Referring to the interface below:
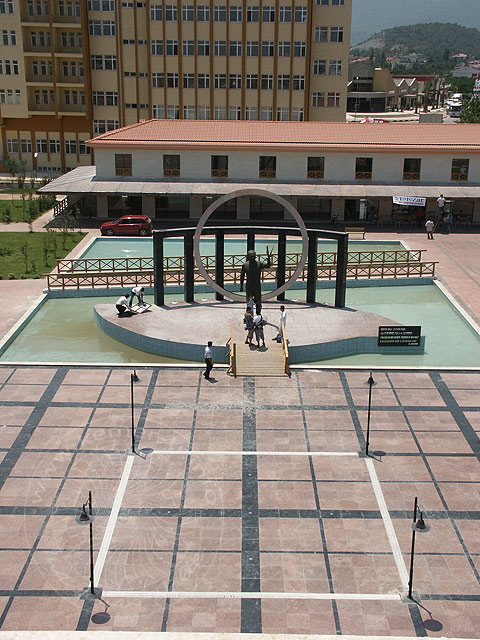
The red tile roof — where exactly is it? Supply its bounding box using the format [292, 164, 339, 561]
[87, 119, 480, 153]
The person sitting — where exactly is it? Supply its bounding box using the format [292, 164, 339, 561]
[130, 286, 144, 307]
[116, 293, 135, 317]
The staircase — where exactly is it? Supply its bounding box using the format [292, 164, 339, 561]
[233, 340, 288, 377]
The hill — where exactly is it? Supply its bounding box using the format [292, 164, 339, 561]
[352, 23, 480, 60]
[351, 0, 480, 45]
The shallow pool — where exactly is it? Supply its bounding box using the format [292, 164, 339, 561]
[81, 237, 406, 260]
[2, 283, 479, 367]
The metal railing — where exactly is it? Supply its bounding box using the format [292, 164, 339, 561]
[53, 197, 69, 217]
[55, 249, 425, 274]
[47, 271, 154, 290]
[281, 324, 289, 376]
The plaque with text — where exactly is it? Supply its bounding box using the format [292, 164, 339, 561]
[378, 326, 421, 347]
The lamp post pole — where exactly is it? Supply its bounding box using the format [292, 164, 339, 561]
[130, 373, 136, 454]
[365, 372, 375, 456]
[408, 496, 428, 600]
[88, 491, 95, 595]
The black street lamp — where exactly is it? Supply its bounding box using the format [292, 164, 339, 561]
[365, 372, 375, 456]
[408, 496, 430, 600]
[76, 491, 95, 596]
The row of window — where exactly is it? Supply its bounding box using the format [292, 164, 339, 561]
[32, 60, 84, 77]
[89, 20, 116, 36]
[0, 59, 19, 76]
[33, 88, 85, 105]
[354, 158, 471, 182]
[29, 31, 83, 49]
[152, 104, 306, 120]
[0, 0, 14, 14]
[149, 5, 309, 23]
[149, 39, 310, 57]
[152, 72, 307, 90]
[0, 89, 21, 105]
[113, 153, 471, 182]
[7, 137, 90, 155]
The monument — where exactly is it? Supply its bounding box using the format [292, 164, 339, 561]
[240, 248, 272, 313]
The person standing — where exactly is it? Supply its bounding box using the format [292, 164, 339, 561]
[244, 307, 255, 346]
[253, 312, 265, 348]
[425, 218, 435, 240]
[204, 341, 214, 379]
[437, 194, 446, 217]
[130, 286, 144, 306]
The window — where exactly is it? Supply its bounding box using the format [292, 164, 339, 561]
[168, 105, 179, 118]
[307, 157, 324, 179]
[278, 42, 291, 57]
[355, 157, 372, 180]
[214, 106, 226, 119]
[328, 59, 342, 75]
[182, 5, 194, 21]
[260, 107, 273, 121]
[102, 20, 116, 35]
[164, 154, 180, 177]
[10, 29, 16, 45]
[152, 72, 164, 88]
[197, 40, 210, 55]
[21, 139, 32, 153]
[49, 139, 60, 153]
[261, 74, 273, 90]
[332, 0, 344, 5]
[197, 5, 209, 20]
[230, 41, 242, 56]
[214, 40, 226, 56]
[150, 4, 162, 19]
[166, 40, 178, 55]
[279, 6, 291, 22]
[65, 140, 77, 154]
[229, 74, 241, 89]
[211, 155, 228, 177]
[315, 26, 328, 42]
[91, 54, 103, 69]
[291, 107, 304, 121]
[330, 26, 344, 42]
[198, 73, 210, 89]
[246, 107, 258, 120]
[277, 75, 290, 90]
[92, 90, 118, 105]
[276, 107, 288, 121]
[230, 5, 242, 21]
[7, 138, 18, 153]
[259, 156, 276, 178]
[182, 73, 194, 89]
[262, 41, 274, 56]
[165, 5, 177, 20]
[0, 1, 14, 14]
[293, 75, 305, 90]
[36, 139, 47, 153]
[312, 91, 325, 107]
[262, 6, 274, 21]
[294, 41, 306, 57]
[183, 105, 195, 119]
[152, 105, 165, 118]
[115, 154, 132, 177]
[246, 74, 258, 89]
[183, 40, 194, 55]
[214, 5, 226, 21]
[403, 158, 421, 180]
[198, 106, 210, 119]
[88, 0, 115, 8]
[246, 6, 259, 21]
[229, 106, 241, 119]
[327, 92, 340, 107]
[313, 59, 326, 75]
[79, 140, 91, 155]
[451, 159, 469, 181]
[214, 74, 226, 88]
[93, 119, 118, 134]
[167, 72, 179, 87]
[295, 6, 307, 21]
[151, 40, 163, 55]
[246, 41, 258, 56]
[89, 21, 102, 35]
[105, 55, 116, 69]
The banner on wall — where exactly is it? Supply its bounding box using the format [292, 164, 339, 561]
[392, 196, 426, 207]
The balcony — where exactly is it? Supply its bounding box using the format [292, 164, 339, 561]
[259, 169, 276, 178]
[403, 172, 421, 180]
[355, 171, 372, 180]
[57, 75, 85, 85]
[52, 15, 82, 24]
[20, 14, 50, 25]
[307, 170, 324, 179]
[116, 168, 132, 177]
[26, 74, 54, 84]
[28, 102, 56, 113]
[211, 169, 228, 177]
[58, 103, 86, 113]
[164, 168, 180, 177]
[451, 172, 468, 181]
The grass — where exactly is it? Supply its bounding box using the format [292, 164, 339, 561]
[0, 187, 38, 195]
[0, 231, 86, 279]
[0, 194, 57, 223]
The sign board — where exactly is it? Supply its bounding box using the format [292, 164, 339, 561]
[392, 196, 426, 207]
[378, 326, 421, 347]
[474, 78, 480, 93]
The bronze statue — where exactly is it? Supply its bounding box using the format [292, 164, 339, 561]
[240, 248, 271, 313]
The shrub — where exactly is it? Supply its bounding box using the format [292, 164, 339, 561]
[8, 273, 15, 279]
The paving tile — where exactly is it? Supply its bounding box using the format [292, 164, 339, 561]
[439, 482, 480, 511]
[0, 367, 14, 383]
[1, 596, 84, 631]
[328, 553, 402, 594]
[256, 409, 305, 430]
[0, 384, 47, 402]
[256, 429, 307, 452]
[37, 515, 108, 550]
[258, 480, 317, 510]
[52, 385, 103, 403]
[447, 388, 480, 407]
[379, 480, 445, 512]
[63, 369, 109, 386]
[100, 384, 148, 405]
[0, 514, 45, 549]
[191, 428, 243, 451]
[317, 480, 379, 510]
[427, 456, 480, 482]
[308, 429, 360, 452]
[261, 551, 329, 592]
[301, 387, 347, 406]
[464, 411, 480, 432]
[8, 368, 56, 385]
[324, 518, 394, 553]
[406, 410, 460, 431]
[451, 520, 480, 555]
[370, 455, 431, 482]
[343, 371, 391, 389]
[197, 386, 244, 405]
[195, 409, 243, 429]
[172, 551, 241, 591]
[67, 453, 126, 479]
[441, 372, 480, 389]
[0, 405, 34, 426]
[356, 409, 410, 431]
[261, 598, 336, 634]
[304, 409, 355, 431]
[89, 407, 133, 428]
[402, 553, 480, 595]
[255, 386, 301, 406]
[27, 427, 83, 450]
[155, 369, 200, 387]
[388, 372, 436, 389]
[166, 598, 241, 633]
[415, 599, 480, 639]
[11, 451, 73, 478]
[130, 453, 188, 479]
[257, 454, 312, 480]
[259, 518, 323, 552]
[183, 480, 242, 510]
[297, 370, 343, 388]
[56, 478, 119, 509]
[0, 550, 31, 589]
[393, 518, 467, 555]
[100, 550, 173, 590]
[107, 369, 153, 386]
[144, 407, 194, 429]
[336, 599, 417, 636]
[312, 456, 370, 481]
[80, 427, 131, 451]
[188, 453, 242, 480]
[178, 517, 242, 551]
[349, 387, 399, 407]
[151, 386, 198, 405]
[39, 406, 93, 427]
[0, 425, 21, 448]
[416, 431, 474, 454]
[121, 479, 184, 509]
[140, 427, 192, 451]
[109, 515, 177, 550]
[88, 597, 167, 632]
[0, 477, 62, 507]
[19, 550, 91, 590]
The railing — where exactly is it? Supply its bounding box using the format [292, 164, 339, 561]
[47, 261, 437, 289]
[403, 172, 421, 180]
[53, 197, 69, 217]
[281, 324, 289, 376]
[451, 172, 468, 181]
[55, 250, 426, 274]
[227, 322, 236, 377]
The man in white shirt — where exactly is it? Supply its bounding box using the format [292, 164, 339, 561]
[116, 292, 135, 316]
[437, 194, 445, 216]
[425, 218, 435, 240]
[130, 286, 144, 307]
[204, 341, 214, 379]
[253, 313, 265, 348]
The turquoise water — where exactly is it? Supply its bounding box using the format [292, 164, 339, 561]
[2, 284, 480, 366]
[81, 237, 405, 260]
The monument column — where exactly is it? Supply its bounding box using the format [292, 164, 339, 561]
[306, 231, 318, 304]
[215, 230, 225, 301]
[184, 230, 194, 303]
[153, 231, 165, 306]
[276, 231, 286, 301]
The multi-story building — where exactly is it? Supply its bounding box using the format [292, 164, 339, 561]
[0, 0, 351, 174]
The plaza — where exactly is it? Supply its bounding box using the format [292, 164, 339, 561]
[0, 230, 479, 639]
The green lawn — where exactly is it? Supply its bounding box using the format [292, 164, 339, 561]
[0, 231, 86, 279]
[0, 194, 57, 223]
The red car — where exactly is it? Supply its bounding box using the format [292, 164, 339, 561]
[100, 215, 153, 236]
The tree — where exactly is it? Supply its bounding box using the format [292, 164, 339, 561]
[460, 94, 480, 122]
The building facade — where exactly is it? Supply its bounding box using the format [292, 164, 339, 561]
[40, 119, 480, 225]
[0, 0, 351, 175]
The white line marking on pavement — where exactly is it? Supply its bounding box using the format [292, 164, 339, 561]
[94, 455, 134, 582]
[365, 457, 409, 590]
[102, 590, 402, 601]
[149, 450, 358, 456]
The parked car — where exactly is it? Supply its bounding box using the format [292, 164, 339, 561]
[100, 215, 153, 236]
